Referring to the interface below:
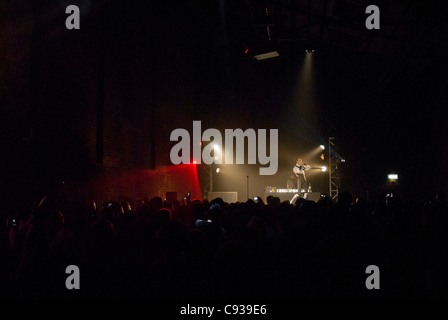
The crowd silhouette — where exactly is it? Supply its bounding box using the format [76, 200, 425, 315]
[1, 190, 448, 300]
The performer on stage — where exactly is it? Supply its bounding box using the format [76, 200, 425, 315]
[293, 158, 310, 193]
[286, 174, 296, 190]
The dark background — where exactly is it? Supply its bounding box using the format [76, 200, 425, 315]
[1, 0, 448, 214]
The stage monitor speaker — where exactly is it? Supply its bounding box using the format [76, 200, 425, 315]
[165, 192, 178, 203]
[307, 192, 322, 202]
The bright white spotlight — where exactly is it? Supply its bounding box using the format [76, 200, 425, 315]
[213, 144, 219, 151]
[388, 174, 398, 180]
[216, 168, 220, 173]
[320, 145, 325, 150]
[321, 166, 327, 172]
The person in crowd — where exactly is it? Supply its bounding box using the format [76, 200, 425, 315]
[2, 189, 446, 300]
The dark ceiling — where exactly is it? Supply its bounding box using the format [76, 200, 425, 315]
[189, 0, 448, 89]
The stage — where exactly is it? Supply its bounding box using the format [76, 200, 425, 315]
[264, 189, 322, 203]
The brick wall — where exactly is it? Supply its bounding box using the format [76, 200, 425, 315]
[0, 2, 199, 217]
[68, 164, 202, 208]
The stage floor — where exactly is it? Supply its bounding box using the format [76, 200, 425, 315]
[264, 191, 322, 203]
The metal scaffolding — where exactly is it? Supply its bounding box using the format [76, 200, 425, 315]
[328, 137, 339, 199]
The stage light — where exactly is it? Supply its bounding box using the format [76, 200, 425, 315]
[388, 174, 398, 180]
[320, 145, 325, 150]
[216, 168, 220, 173]
[193, 160, 197, 165]
[213, 144, 219, 151]
[243, 44, 250, 55]
[306, 49, 315, 53]
[321, 166, 327, 172]
[253, 51, 280, 61]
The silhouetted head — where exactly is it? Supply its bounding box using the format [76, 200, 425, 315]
[210, 197, 224, 207]
[295, 198, 306, 208]
[163, 201, 173, 210]
[270, 197, 281, 208]
[121, 201, 131, 212]
[82, 200, 96, 213]
[148, 197, 163, 213]
[337, 191, 353, 208]
[302, 200, 318, 214]
[246, 198, 255, 206]
[209, 203, 226, 226]
[155, 208, 172, 229]
[136, 199, 144, 210]
[110, 202, 124, 218]
[192, 201, 206, 221]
